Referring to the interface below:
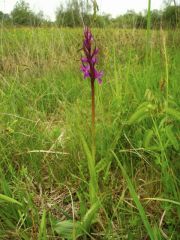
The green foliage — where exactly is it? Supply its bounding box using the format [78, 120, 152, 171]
[0, 193, 22, 206]
[0, 11, 12, 25]
[113, 152, 155, 240]
[111, 4, 180, 29]
[38, 210, 47, 240]
[163, 5, 180, 28]
[54, 220, 83, 239]
[55, 0, 110, 27]
[1, 0, 180, 29]
[55, 0, 83, 27]
[11, 0, 45, 26]
[127, 102, 153, 124]
[54, 202, 100, 239]
[0, 27, 179, 238]
[112, 11, 147, 29]
[80, 132, 98, 205]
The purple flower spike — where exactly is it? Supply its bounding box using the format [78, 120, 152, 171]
[81, 27, 103, 84]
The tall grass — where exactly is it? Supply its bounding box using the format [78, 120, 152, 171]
[0, 26, 179, 239]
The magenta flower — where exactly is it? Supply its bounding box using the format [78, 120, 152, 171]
[81, 65, 90, 78]
[81, 27, 103, 84]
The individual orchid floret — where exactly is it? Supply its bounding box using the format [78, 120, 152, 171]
[81, 65, 90, 78]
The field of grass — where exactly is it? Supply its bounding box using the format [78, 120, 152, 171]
[0, 27, 180, 239]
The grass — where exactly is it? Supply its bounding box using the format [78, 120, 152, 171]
[0, 26, 180, 239]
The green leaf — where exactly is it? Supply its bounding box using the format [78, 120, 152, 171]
[54, 220, 83, 240]
[79, 133, 94, 170]
[112, 151, 155, 240]
[0, 194, 22, 206]
[127, 103, 154, 124]
[143, 197, 180, 207]
[143, 129, 154, 148]
[79, 132, 98, 205]
[95, 158, 107, 173]
[166, 107, 180, 121]
[38, 209, 47, 240]
[82, 202, 100, 231]
[128, 107, 148, 124]
[166, 126, 179, 150]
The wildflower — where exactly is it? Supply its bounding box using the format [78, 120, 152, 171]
[80, 27, 101, 208]
[81, 27, 103, 84]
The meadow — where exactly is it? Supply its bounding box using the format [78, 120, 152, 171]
[0, 27, 180, 239]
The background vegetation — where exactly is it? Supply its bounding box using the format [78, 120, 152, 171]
[0, 0, 180, 239]
[0, 0, 180, 28]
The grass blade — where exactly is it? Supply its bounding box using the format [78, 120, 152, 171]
[112, 151, 155, 240]
[0, 194, 22, 206]
[79, 132, 98, 205]
[38, 209, 47, 240]
[82, 202, 100, 231]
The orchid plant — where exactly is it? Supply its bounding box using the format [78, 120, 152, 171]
[54, 27, 103, 239]
[81, 27, 103, 205]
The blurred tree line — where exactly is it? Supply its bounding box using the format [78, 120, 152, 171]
[0, 0, 52, 27]
[0, 0, 179, 29]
